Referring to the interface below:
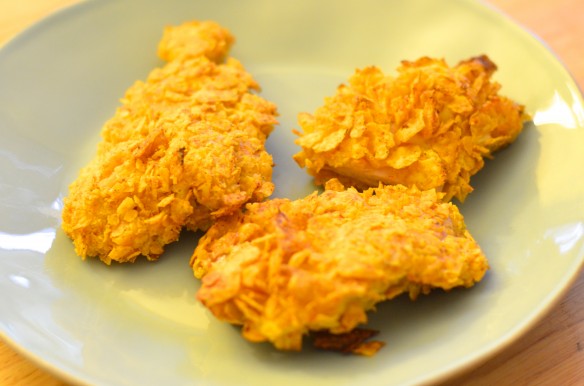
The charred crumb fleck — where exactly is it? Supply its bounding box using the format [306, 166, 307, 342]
[178, 147, 186, 165]
[312, 328, 384, 356]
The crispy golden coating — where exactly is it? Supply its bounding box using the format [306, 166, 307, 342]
[157, 20, 234, 63]
[294, 55, 529, 202]
[61, 21, 277, 264]
[191, 180, 488, 351]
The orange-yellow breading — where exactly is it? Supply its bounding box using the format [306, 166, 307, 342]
[191, 180, 488, 351]
[61, 21, 278, 264]
[294, 55, 529, 202]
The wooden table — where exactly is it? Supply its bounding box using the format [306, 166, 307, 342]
[0, 1, 582, 385]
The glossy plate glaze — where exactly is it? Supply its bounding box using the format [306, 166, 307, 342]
[1, 0, 583, 385]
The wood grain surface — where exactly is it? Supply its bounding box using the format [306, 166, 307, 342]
[0, 0, 582, 385]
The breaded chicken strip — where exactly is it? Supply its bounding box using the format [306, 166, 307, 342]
[191, 180, 487, 351]
[61, 21, 277, 264]
[294, 56, 529, 202]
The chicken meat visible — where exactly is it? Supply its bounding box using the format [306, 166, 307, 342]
[294, 55, 529, 202]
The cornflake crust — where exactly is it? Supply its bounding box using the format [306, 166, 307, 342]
[294, 55, 530, 202]
[61, 21, 278, 264]
[191, 179, 488, 352]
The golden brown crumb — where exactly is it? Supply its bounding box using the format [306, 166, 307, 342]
[61, 21, 277, 264]
[351, 340, 386, 357]
[294, 55, 529, 202]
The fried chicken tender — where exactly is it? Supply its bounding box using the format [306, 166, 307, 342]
[294, 55, 529, 202]
[61, 21, 278, 264]
[191, 180, 487, 351]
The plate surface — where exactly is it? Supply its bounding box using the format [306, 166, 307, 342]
[1, 0, 584, 385]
